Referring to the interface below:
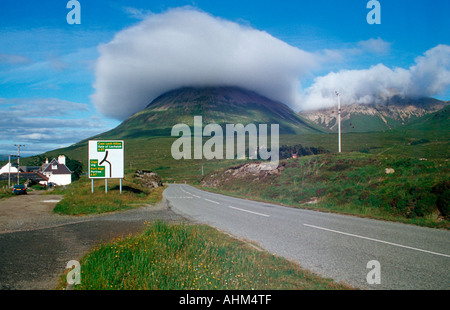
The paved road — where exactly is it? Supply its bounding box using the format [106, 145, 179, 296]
[164, 184, 450, 290]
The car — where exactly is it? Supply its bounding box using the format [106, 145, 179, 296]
[12, 184, 27, 195]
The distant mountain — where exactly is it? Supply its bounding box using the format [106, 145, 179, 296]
[399, 103, 450, 134]
[98, 86, 325, 139]
[299, 96, 449, 133]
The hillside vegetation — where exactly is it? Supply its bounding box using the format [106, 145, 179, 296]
[201, 152, 449, 228]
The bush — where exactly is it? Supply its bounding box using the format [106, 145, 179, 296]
[432, 180, 450, 219]
[406, 186, 436, 218]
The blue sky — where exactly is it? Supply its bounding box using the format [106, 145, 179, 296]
[0, 0, 449, 156]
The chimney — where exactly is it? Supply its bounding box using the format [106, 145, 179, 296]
[58, 155, 66, 165]
[45, 158, 48, 164]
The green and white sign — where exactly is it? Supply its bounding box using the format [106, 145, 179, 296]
[88, 140, 124, 179]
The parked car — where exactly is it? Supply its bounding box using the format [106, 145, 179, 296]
[12, 184, 27, 195]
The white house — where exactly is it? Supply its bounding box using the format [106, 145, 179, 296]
[0, 162, 18, 175]
[41, 155, 72, 186]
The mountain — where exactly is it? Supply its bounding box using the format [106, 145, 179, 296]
[399, 103, 450, 135]
[299, 96, 449, 133]
[99, 86, 325, 139]
[23, 90, 449, 182]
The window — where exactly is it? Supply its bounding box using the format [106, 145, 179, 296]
[52, 165, 57, 170]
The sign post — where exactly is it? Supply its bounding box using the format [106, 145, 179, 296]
[88, 140, 124, 193]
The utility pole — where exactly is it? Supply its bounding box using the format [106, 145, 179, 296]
[15, 144, 25, 185]
[335, 92, 341, 153]
[8, 155, 11, 188]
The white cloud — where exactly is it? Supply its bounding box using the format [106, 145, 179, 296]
[90, 8, 449, 117]
[122, 6, 153, 20]
[357, 37, 391, 55]
[0, 53, 30, 65]
[0, 98, 111, 155]
[91, 7, 320, 120]
[300, 44, 450, 110]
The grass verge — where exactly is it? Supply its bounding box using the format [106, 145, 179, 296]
[0, 181, 14, 199]
[53, 176, 164, 216]
[59, 221, 353, 290]
[0, 188, 14, 199]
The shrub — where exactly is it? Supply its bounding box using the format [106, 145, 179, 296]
[432, 180, 450, 219]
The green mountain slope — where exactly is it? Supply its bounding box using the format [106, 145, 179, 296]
[22, 87, 326, 182]
[100, 86, 325, 139]
[400, 104, 450, 133]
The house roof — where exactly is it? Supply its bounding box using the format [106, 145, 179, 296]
[42, 158, 72, 175]
[0, 172, 48, 182]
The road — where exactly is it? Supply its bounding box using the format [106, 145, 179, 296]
[164, 184, 450, 290]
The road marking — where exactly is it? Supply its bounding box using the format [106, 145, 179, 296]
[42, 199, 62, 203]
[204, 198, 220, 204]
[166, 196, 193, 199]
[192, 194, 201, 198]
[304, 224, 450, 258]
[228, 205, 270, 217]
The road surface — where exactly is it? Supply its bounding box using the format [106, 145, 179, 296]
[164, 184, 450, 290]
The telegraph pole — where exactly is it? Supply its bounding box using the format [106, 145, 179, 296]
[15, 144, 25, 185]
[8, 155, 11, 187]
[335, 92, 341, 153]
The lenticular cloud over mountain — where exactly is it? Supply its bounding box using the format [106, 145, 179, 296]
[91, 7, 319, 120]
[91, 7, 450, 119]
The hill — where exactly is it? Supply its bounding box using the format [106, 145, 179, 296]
[99, 86, 325, 139]
[21, 87, 327, 182]
[21, 96, 449, 179]
[299, 96, 448, 133]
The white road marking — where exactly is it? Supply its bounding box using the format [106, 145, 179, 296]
[166, 196, 193, 199]
[203, 198, 220, 205]
[304, 224, 450, 258]
[183, 190, 203, 199]
[177, 186, 270, 217]
[228, 205, 270, 217]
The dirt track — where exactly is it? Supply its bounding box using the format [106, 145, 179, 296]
[0, 190, 185, 290]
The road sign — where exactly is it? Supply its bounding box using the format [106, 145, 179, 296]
[88, 140, 124, 179]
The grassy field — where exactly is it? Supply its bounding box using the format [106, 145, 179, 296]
[52, 175, 164, 216]
[59, 221, 353, 290]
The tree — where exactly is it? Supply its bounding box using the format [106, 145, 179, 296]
[65, 156, 83, 181]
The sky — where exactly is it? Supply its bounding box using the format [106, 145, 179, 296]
[0, 0, 449, 156]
